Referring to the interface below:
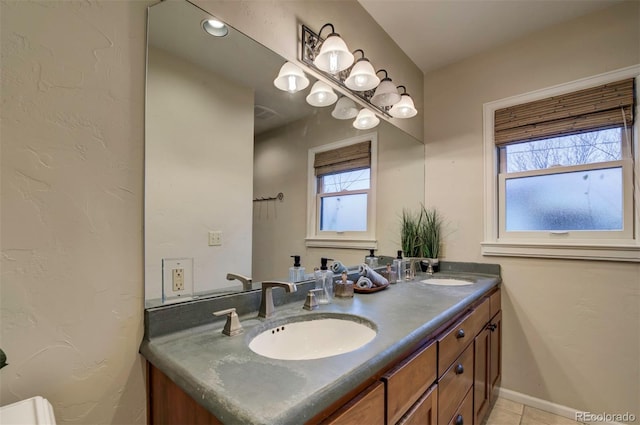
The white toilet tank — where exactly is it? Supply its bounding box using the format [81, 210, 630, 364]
[0, 396, 56, 424]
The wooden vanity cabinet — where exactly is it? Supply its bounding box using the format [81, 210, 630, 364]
[322, 381, 385, 425]
[474, 291, 502, 425]
[146, 287, 502, 425]
[382, 341, 437, 424]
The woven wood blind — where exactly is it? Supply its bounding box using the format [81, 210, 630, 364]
[494, 78, 635, 146]
[314, 141, 371, 177]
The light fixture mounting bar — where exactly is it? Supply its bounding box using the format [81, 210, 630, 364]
[301, 24, 391, 118]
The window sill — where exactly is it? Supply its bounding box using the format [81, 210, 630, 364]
[481, 241, 640, 262]
[305, 237, 377, 250]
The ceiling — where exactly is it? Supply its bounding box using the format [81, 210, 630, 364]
[358, 0, 623, 73]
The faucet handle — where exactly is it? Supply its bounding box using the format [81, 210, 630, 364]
[213, 308, 243, 336]
[303, 289, 322, 311]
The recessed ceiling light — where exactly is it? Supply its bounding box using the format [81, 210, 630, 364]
[202, 19, 228, 37]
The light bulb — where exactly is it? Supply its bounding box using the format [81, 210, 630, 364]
[287, 75, 297, 93]
[329, 52, 339, 74]
[355, 75, 368, 87]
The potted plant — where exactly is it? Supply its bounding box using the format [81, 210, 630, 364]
[419, 206, 442, 272]
[400, 205, 443, 272]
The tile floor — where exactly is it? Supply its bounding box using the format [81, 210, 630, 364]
[486, 398, 586, 425]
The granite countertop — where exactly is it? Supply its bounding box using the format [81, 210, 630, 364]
[140, 267, 500, 424]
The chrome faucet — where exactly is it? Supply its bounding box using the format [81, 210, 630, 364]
[259, 281, 297, 318]
[226, 273, 252, 290]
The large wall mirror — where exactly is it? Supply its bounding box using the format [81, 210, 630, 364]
[145, 0, 425, 308]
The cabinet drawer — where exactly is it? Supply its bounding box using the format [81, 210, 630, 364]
[490, 288, 501, 319]
[323, 381, 384, 425]
[447, 387, 473, 425]
[397, 384, 437, 425]
[438, 297, 489, 377]
[438, 343, 474, 425]
[382, 342, 437, 425]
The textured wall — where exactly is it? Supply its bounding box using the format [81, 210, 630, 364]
[423, 1, 640, 417]
[1, 1, 150, 423]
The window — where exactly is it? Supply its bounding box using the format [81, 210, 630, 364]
[482, 68, 640, 261]
[306, 134, 377, 248]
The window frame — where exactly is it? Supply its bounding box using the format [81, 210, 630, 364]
[482, 66, 640, 262]
[306, 133, 378, 249]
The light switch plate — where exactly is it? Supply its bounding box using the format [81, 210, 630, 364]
[208, 230, 222, 246]
[162, 258, 193, 303]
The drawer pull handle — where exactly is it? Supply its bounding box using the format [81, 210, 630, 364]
[455, 414, 464, 425]
[488, 324, 497, 332]
[456, 329, 465, 338]
[455, 364, 464, 375]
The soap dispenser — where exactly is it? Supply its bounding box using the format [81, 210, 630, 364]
[392, 250, 404, 284]
[314, 257, 334, 304]
[288, 255, 306, 283]
[365, 249, 379, 268]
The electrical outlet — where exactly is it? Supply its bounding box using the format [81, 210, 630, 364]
[208, 231, 222, 246]
[162, 258, 193, 302]
[172, 268, 185, 291]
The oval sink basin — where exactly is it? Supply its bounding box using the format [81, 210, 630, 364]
[420, 278, 474, 286]
[248, 315, 376, 360]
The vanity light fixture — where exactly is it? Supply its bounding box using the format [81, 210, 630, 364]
[353, 108, 380, 130]
[389, 86, 418, 118]
[331, 96, 359, 119]
[344, 49, 380, 92]
[273, 62, 309, 93]
[371, 70, 401, 107]
[306, 81, 338, 107]
[300, 24, 418, 120]
[313, 24, 354, 74]
[201, 18, 228, 37]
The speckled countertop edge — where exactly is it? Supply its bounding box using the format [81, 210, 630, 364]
[141, 269, 501, 425]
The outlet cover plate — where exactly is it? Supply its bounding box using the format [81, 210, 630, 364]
[162, 258, 193, 303]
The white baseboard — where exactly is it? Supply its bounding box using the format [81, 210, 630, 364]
[498, 388, 630, 425]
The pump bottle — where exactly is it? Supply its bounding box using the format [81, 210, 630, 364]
[392, 250, 404, 284]
[314, 257, 334, 304]
[288, 255, 305, 283]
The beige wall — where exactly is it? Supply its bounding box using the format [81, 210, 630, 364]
[191, 0, 424, 142]
[253, 110, 424, 280]
[145, 47, 254, 303]
[424, 1, 640, 417]
[1, 0, 150, 423]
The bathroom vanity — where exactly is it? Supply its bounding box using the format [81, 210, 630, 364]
[141, 264, 502, 424]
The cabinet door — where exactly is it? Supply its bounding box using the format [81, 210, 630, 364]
[397, 384, 437, 425]
[489, 311, 502, 397]
[323, 381, 385, 425]
[382, 342, 437, 425]
[474, 327, 491, 425]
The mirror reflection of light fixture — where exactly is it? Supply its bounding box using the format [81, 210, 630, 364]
[344, 49, 380, 91]
[389, 85, 418, 118]
[371, 70, 401, 107]
[313, 24, 354, 74]
[353, 108, 380, 130]
[201, 18, 228, 37]
[273, 62, 309, 93]
[306, 81, 338, 107]
[331, 96, 359, 119]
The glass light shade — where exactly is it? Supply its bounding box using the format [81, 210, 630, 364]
[389, 94, 418, 118]
[313, 34, 354, 74]
[371, 79, 401, 107]
[273, 62, 309, 93]
[353, 109, 380, 130]
[344, 59, 380, 91]
[306, 81, 338, 107]
[331, 97, 358, 119]
[202, 19, 228, 37]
